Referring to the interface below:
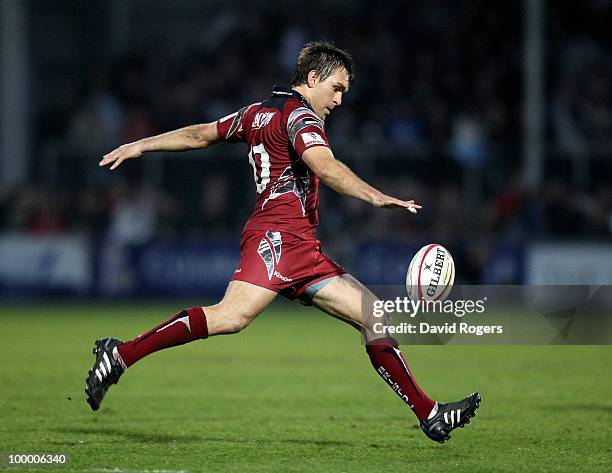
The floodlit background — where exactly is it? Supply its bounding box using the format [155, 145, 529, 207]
[1, 0, 611, 296]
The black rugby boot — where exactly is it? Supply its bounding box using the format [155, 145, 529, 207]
[85, 338, 125, 411]
[420, 392, 481, 443]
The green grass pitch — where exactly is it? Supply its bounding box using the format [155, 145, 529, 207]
[1, 302, 611, 472]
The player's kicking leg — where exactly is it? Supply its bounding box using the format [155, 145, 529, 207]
[85, 281, 277, 410]
[309, 274, 481, 443]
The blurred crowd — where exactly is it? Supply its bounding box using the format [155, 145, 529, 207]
[1, 1, 611, 281]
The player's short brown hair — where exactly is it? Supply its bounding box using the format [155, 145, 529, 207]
[291, 41, 355, 87]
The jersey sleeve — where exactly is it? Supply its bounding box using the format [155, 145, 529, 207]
[286, 107, 330, 157]
[216, 103, 258, 143]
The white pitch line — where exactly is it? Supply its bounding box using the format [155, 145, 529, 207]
[87, 468, 187, 473]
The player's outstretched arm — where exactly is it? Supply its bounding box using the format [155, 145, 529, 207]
[99, 122, 221, 170]
[302, 146, 422, 213]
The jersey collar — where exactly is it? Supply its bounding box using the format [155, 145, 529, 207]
[272, 86, 314, 112]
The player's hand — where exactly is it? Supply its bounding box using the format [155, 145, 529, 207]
[372, 194, 422, 213]
[99, 142, 143, 170]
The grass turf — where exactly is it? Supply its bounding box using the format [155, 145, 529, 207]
[0, 302, 611, 472]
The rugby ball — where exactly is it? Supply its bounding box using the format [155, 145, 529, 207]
[406, 244, 455, 302]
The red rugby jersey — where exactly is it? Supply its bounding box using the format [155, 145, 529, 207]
[216, 86, 331, 239]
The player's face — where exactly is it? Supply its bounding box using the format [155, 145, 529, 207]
[310, 67, 350, 120]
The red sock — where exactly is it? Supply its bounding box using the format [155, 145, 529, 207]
[116, 307, 208, 368]
[366, 337, 435, 421]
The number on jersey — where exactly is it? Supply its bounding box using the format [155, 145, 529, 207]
[248, 143, 271, 194]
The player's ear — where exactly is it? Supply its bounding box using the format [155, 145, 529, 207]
[307, 70, 319, 88]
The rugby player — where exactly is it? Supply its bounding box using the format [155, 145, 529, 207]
[87, 41, 480, 443]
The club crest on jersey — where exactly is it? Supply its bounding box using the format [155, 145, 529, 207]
[301, 132, 326, 146]
[257, 231, 284, 280]
[252, 112, 276, 130]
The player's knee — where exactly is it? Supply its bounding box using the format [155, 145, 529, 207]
[223, 317, 243, 334]
[202, 304, 252, 335]
[223, 312, 254, 334]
